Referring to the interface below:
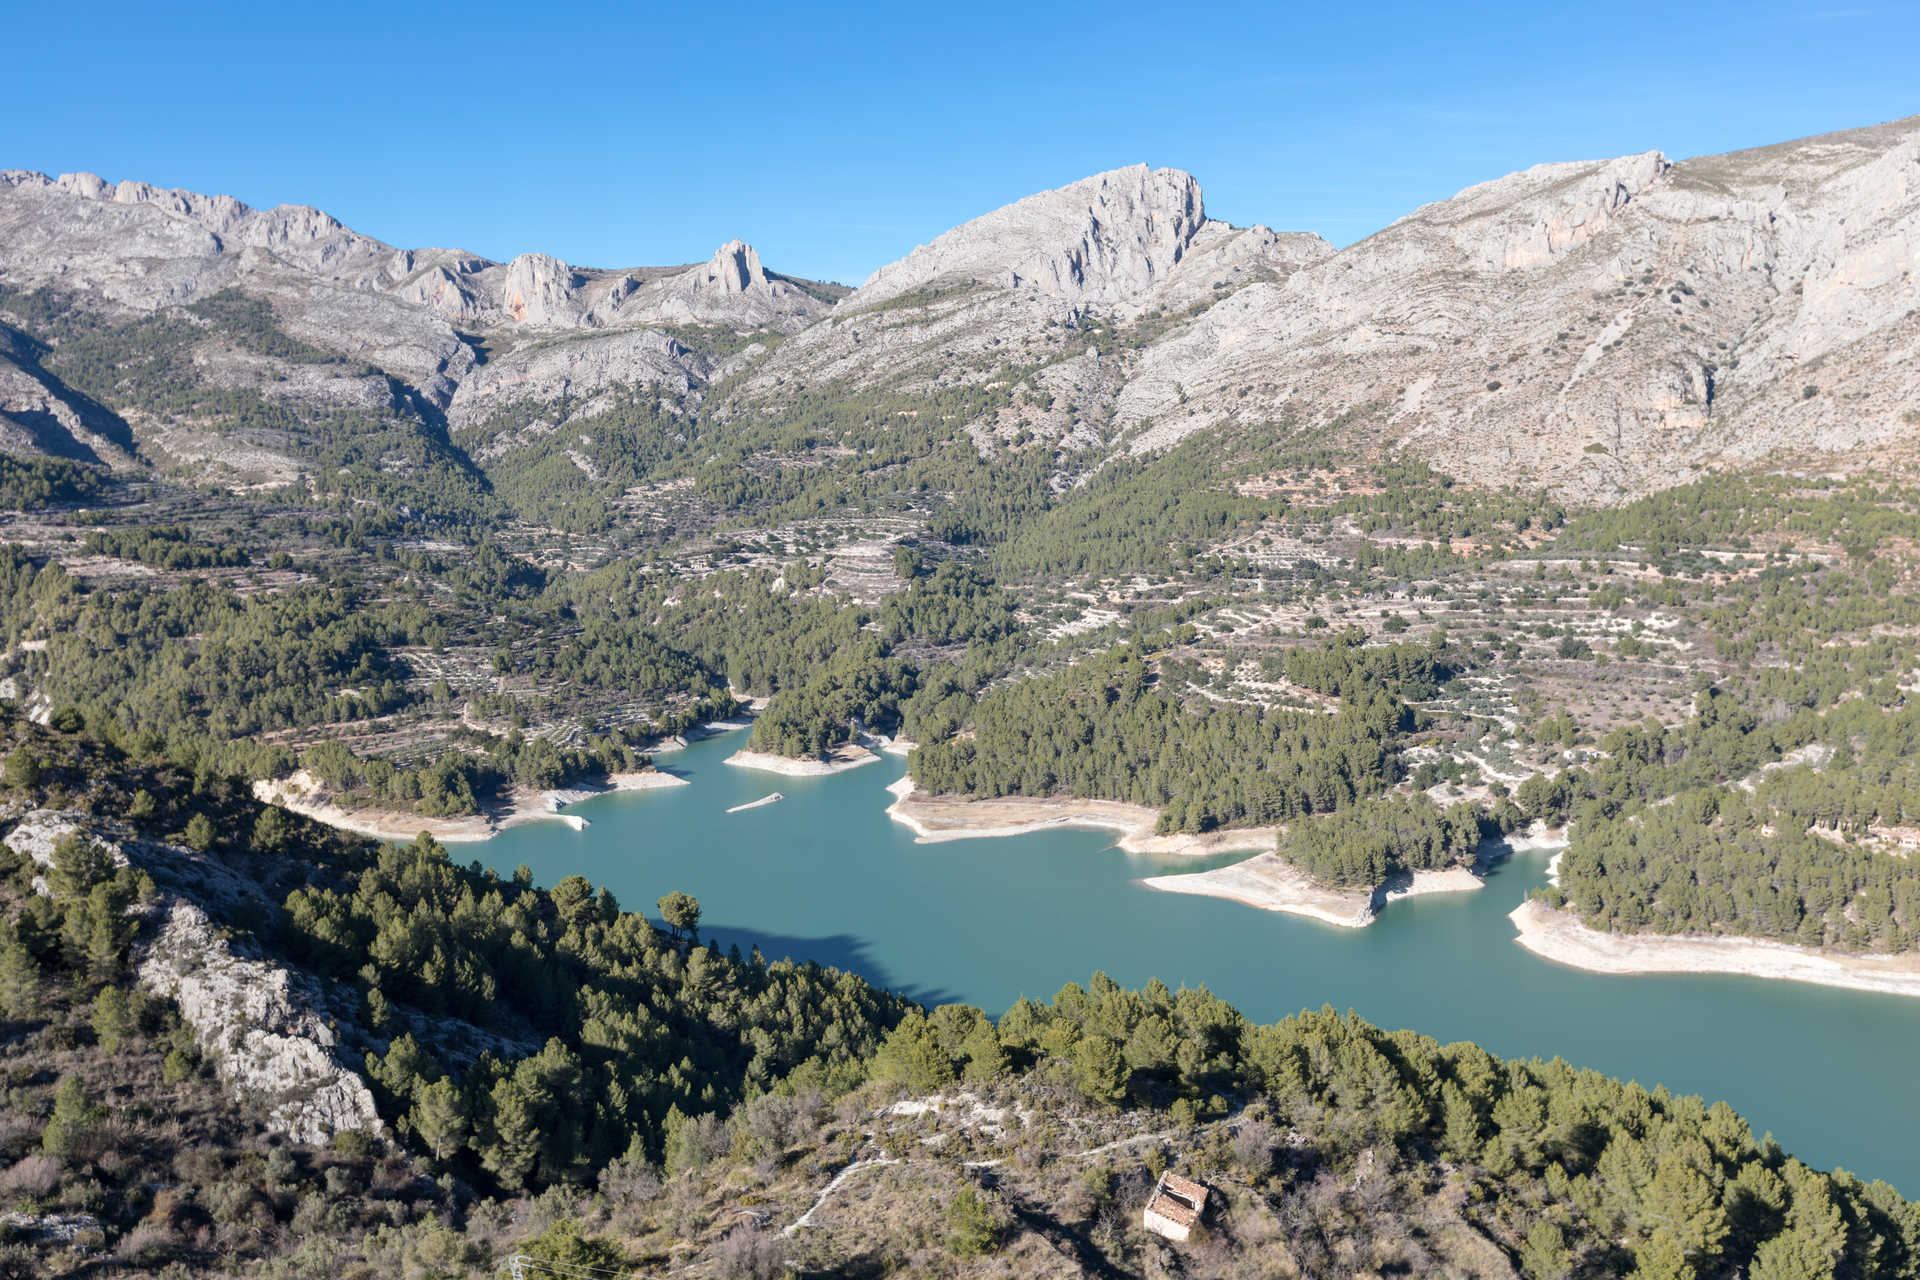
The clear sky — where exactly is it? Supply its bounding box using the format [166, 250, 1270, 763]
[7, 1, 1917, 285]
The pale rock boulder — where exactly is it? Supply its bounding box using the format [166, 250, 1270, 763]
[2, 810, 380, 1144]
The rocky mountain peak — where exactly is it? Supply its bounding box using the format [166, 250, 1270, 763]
[702, 239, 766, 294]
[848, 164, 1213, 308]
[500, 252, 583, 326]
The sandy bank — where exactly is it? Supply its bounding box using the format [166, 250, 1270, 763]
[1141, 856, 1488, 928]
[883, 779, 1277, 855]
[727, 792, 784, 814]
[1509, 898, 1920, 998]
[1141, 854, 1376, 928]
[726, 743, 880, 777]
[252, 766, 685, 844]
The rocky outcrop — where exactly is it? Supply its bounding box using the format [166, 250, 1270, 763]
[501, 252, 583, 327]
[138, 899, 381, 1144]
[583, 240, 831, 331]
[1114, 117, 1920, 500]
[0, 171, 832, 340]
[2, 809, 380, 1144]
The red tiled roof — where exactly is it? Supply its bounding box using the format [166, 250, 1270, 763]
[1146, 1172, 1210, 1228]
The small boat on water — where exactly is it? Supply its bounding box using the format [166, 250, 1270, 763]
[726, 792, 784, 814]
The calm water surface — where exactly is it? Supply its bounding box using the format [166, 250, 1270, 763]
[478, 730, 1920, 1193]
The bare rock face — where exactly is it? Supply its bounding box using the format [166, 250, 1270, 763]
[722, 166, 1331, 463]
[2, 810, 380, 1145]
[501, 252, 584, 327]
[706, 238, 765, 294]
[1115, 118, 1920, 500]
[0, 171, 831, 344]
[849, 165, 1218, 308]
[448, 327, 708, 438]
[139, 899, 382, 1145]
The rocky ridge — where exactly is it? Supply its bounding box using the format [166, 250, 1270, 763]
[2, 116, 1917, 504]
[0, 169, 833, 335]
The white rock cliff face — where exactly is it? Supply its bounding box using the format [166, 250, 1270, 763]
[1112, 119, 1920, 499]
[850, 165, 1219, 307]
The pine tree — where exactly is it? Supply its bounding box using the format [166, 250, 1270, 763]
[1072, 1034, 1128, 1108]
[3, 747, 40, 790]
[0, 932, 40, 1019]
[41, 1076, 100, 1158]
[1632, 1228, 1696, 1280]
[871, 1011, 955, 1092]
[84, 884, 135, 981]
[183, 813, 216, 853]
[91, 986, 133, 1052]
[481, 1079, 540, 1190]
[410, 1077, 469, 1162]
[1646, 1152, 1729, 1262]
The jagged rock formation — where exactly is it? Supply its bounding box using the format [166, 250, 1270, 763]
[843, 164, 1329, 320]
[0, 170, 833, 336]
[723, 164, 1330, 462]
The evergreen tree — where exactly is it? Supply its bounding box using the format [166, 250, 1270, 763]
[481, 1080, 539, 1190]
[410, 1077, 469, 1163]
[91, 986, 133, 1052]
[41, 1076, 100, 1158]
[1073, 1035, 1128, 1107]
[0, 931, 39, 1019]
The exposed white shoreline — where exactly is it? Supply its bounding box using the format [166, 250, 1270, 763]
[1509, 898, 1920, 998]
[882, 777, 1278, 856]
[1140, 827, 1569, 928]
[726, 744, 881, 776]
[652, 717, 754, 754]
[727, 792, 784, 814]
[252, 766, 688, 844]
[1141, 857, 1488, 928]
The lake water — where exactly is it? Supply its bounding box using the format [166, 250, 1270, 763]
[478, 729, 1920, 1194]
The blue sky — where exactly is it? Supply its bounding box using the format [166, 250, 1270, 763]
[7, 1, 1917, 284]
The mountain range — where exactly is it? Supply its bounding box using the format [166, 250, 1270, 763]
[2, 115, 1917, 512]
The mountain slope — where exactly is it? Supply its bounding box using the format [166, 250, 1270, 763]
[0, 117, 1915, 531]
[1120, 117, 1920, 499]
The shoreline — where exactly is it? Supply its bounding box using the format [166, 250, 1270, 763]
[883, 778, 1278, 856]
[1509, 898, 1920, 998]
[727, 792, 784, 814]
[252, 767, 688, 845]
[726, 742, 881, 777]
[1140, 856, 1487, 929]
[1140, 827, 1568, 928]
[650, 716, 754, 755]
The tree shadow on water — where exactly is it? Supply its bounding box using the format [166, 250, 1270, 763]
[699, 922, 966, 1009]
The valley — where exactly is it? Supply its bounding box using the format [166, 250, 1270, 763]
[1, 112, 1919, 1276]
